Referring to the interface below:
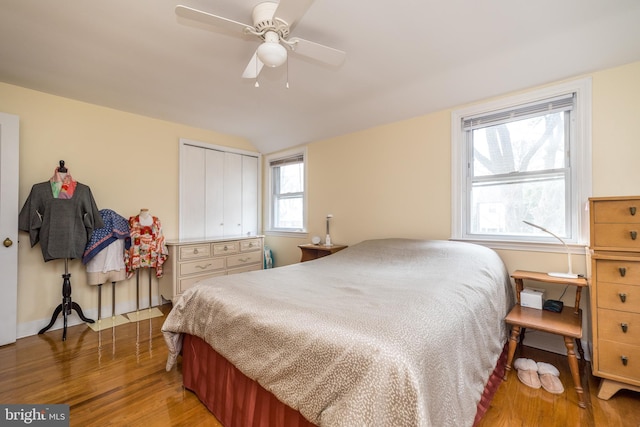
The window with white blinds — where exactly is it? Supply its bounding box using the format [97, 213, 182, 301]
[266, 149, 307, 233]
[451, 79, 592, 249]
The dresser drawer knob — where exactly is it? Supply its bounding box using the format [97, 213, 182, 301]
[631, 206, 637, 216]
[621, 323, 628, 333]
[631, 231, 638, 240]
[621, 356, 628, 366]
[195, 263, 212, 269]
[619, 267, 627, 277]
[619, 293, 627, 303]
[193, 248, 199, 254]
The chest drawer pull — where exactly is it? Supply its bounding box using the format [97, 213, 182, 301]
[631, 231, 638, 240]
[621, 323, 628, 333]
[631, 206, 637, 216]
[195, 263, 212, 269]
[621, 356, 628, 366]
[193, 248, 199, 254]
[619, 293, 627, 303]
[619, 267, 627, 277]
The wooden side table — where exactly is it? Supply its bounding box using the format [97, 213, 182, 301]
[504, 270, 588, 408]
[298, 243, 347, 262]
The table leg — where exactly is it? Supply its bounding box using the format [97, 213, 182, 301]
[564, 336, 586, 408]
[504, 325, 521, 380]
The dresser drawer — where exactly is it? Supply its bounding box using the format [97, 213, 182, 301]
[595, 259, 640, 285]
[179, 244, 211, 260]
[597, 282, 639, 313]
[598, 339, 640, 380]
[592, 199, 640, 224]
[240, 238, 262, 252]
[213, 241, 239, 255]
[178, 272, 225, 294]
[593, 224, 640, 251]
[229, 263, 263, 275]
[180, 257, 225, 276]
[598, 308, 640, 344]
[226, 251, 262, 269]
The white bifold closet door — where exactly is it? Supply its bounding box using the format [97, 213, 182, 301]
[180, 141, 259, 240]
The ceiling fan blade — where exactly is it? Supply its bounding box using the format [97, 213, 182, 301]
[289, 37, 346, 66]
[175, 5, 251, 34]
[273, 0, 315, 29]
[242, 51, 265, 79]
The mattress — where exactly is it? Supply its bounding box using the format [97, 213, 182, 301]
[163, 238, 514, 426]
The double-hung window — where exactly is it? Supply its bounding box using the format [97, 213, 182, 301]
[267, 150, 307, 233]
[451, 79, 592, 249]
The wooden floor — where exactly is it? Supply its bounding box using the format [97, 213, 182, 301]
[1, 303, 639, 427]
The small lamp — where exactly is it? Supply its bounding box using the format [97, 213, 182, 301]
[523, 220, 578, 278]
[325, 214, 333, 247]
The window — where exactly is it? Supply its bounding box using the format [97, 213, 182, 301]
[266, 149, 307, 233]
[451, 79, 592, 249]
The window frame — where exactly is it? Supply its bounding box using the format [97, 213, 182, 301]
[451, 78, 592, 253]
[265, 147, 308, 236]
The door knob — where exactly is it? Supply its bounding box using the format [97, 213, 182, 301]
[3, 237, 12, 247]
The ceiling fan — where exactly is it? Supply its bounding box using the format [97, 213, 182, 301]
[175, 0, 346, 79]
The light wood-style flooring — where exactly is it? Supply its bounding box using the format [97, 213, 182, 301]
[1, 303, 639, 426]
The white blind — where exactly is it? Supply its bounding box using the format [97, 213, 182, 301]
[269, 154, 304, 167]
[462, 93, 575, 131]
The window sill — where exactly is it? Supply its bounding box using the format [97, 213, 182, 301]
[265, 230, 309, 238]
[449, 237, 588, 254]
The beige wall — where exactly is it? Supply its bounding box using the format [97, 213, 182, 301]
[3, 60, 640, 338]
[265, 61, 640, 321]
[0, 82, 257, 336]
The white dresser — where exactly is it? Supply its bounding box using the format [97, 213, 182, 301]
[160, 236, 264, 300]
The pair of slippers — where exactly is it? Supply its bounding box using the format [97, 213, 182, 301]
[513, 358, 564, 394]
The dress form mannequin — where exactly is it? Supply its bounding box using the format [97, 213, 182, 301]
[82, 208, 131, 329]
[21, 160, 103, 340]
[139, 208, 152, 226]
[125, 209, 167, 319]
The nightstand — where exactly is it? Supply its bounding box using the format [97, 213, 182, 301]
[298, 243, 348, 262]
[504, 270, 588, 408]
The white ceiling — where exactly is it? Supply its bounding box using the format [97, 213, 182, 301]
[2, 0, 640, 154]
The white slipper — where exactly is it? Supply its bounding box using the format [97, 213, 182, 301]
[537, 362, 564, 394]
[514, 358, 541, 389]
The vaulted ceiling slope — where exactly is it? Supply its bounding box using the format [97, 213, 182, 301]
[1, 0, 640, 154]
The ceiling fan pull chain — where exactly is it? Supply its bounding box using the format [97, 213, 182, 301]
[255, 57, 260, 88]
[286, 55, 290, 89]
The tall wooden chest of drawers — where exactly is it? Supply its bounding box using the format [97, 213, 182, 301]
[159, 236, 264, 301]
[589, 196, 640, 399]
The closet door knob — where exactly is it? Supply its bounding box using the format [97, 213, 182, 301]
[621, 356, 628, 366]
[631, 231, 638, 240]
[619, 267, 627, 277]
[3, 237, 12, 247]
[631, 206, 637, 216]
[619, 293, 627, 303]
[621, 323, 628, 333]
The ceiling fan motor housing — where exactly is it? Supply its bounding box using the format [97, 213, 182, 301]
[252, 2, 289, 40]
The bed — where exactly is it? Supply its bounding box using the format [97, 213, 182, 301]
[162, 238, 514, 426]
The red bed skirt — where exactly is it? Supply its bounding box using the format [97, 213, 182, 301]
[182, 334, 507, 426]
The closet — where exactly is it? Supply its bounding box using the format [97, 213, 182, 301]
[179, 139, 260, 239]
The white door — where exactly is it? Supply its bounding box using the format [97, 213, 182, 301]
[0, 112, 19, 346]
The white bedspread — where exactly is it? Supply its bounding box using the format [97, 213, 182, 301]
[162, 238, 513, 427]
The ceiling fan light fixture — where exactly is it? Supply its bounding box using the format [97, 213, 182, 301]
[257, 41, 287, 68]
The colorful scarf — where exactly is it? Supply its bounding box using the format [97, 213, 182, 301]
[50, 167, 77, 199]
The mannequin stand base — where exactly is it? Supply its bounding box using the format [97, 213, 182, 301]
[39, 300, 94, 341]
[87, 315, 129, 332]
[124, 307, 163, 322]
[40, 266, 94, 341]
